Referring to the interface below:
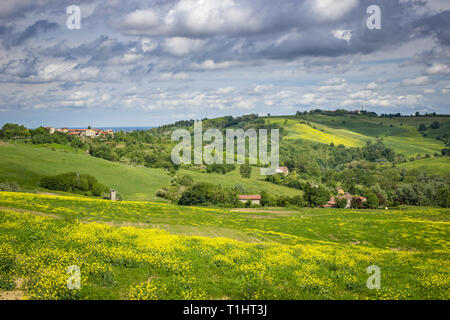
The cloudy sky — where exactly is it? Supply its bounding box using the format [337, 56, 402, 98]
[0, 0, 449, 127]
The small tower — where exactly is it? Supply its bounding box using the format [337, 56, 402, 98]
[110, 189, 117, 201]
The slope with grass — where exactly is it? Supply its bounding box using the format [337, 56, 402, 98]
[0, 142, 300, 201]
[268, 114, 448, 157]
[397, 157, 450, 175]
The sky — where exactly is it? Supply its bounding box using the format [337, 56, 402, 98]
[0, 0, 449, 128]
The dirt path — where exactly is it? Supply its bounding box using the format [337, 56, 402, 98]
[230, 208, 297, 214]
[0, 206, 61, 219]
[0, 279, 24, 300]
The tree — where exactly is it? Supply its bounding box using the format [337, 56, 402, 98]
[239, 164, 252, 178]
[350, 197, 365, 209]
[435, 188, 450, 208]
[303, 183, 330, 207]
[261, 191, 277, 207]
[430, 121, 440, 129]
[418, 124, 426, 132]
[336, 197, 348, 208]
[365, 192, 379, 209]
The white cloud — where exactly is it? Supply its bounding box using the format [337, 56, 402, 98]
[190, 59, 240, 70]
[141, 39, 158, 53]
[110, 53, 145, 65]
[119, 0, 261, 37]
[33, 62, 100, 82]
[442, 86, 450, 94]
[317, 78, 347, 92]
[366, 82, 380, 90]
[308, 0, 359, 22]
[332, 29, 352, 42]
[120, 9, 160, 31]
[163, 37, 205, 56]
[216, 87, 235, 94]
[423, 63, 450, 75]
[402, 76, 432, 86]
[158, 72, 189, 81]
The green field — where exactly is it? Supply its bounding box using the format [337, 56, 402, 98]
[398, 157, 450, 175]
[0, 192, 448, 300]
[0, 142, 300, 201]
[267, 115, 448, 157]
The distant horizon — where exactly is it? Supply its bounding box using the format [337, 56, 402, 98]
[3, 109, 449, 130]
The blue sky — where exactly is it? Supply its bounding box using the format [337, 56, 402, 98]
[0, 0, 449, 128]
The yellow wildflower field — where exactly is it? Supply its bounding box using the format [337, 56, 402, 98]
[0, 192, 448, 300]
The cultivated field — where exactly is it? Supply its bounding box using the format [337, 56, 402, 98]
[1, 192, 448, 300]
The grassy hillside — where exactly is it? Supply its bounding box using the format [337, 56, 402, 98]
[0, 192, 448, 300]
[398, 157, 450, 175]
[0, 142, 300, 201]
[267, 114, 448, 157]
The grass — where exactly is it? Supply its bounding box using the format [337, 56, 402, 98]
[266, 114, 448, 157]
[397, 157, 450, 175]
[0, 191, 448, 300]
[269, 119, 366, 147]
[0, 142, 300, 201]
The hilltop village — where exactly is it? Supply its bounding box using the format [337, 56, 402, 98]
[44, 127, 114, 138]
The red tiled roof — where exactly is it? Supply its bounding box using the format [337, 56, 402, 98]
[238, 195, 261, 200]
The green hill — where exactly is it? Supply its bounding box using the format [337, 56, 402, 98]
[267, 114, 448, 157]
[397, 157, 450, 175]
[0, 142, 300, 201]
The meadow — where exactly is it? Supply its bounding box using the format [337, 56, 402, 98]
[0, 192, 448, 300]
[397, 157, 450, 175]
[267, 115, 447, 157]
[0, 142, 299, 201]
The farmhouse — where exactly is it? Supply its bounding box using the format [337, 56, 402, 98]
[324, 192, 367, 208]
[44, 127, 55, 134]
[323, 196, 336, 208]
[275, 166, 289, 175]
[238, 195, 261, 205]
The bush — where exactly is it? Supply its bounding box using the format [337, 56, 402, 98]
[40, 172, 107, 197]
[178, 183, 239, 207]
[0, 181, 21, 192]
[364, 192, 379, 209]
[303, 183, 330, 207]
[335, 197, 348, 208]
[239, 164, 252, 178]
[350, 197, 365, 209]
[206, 164, 235, 174]
[436, 188, 450, 208]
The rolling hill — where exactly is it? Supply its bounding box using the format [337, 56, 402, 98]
[0, 142, 300, 201]
[267, 114, 448, 157]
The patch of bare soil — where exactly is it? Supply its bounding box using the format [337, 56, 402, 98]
[0, 206, 60, 219]
[34, 191, 59, 196]
[348, 240, 370, 245]
[0, 279, 25, 300]
[230, 208, 297, 214]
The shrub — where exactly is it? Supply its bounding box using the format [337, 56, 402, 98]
[206, 164, 235, 174]
[350, 197, 365, 209]
[335, 197, 348, 208]
[40, 172, 107, 197]
[178, 183, 239, 207]
[0, 181, 21, 192]
[364, 192, 379, 209]
[239, 164, 252, 178]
